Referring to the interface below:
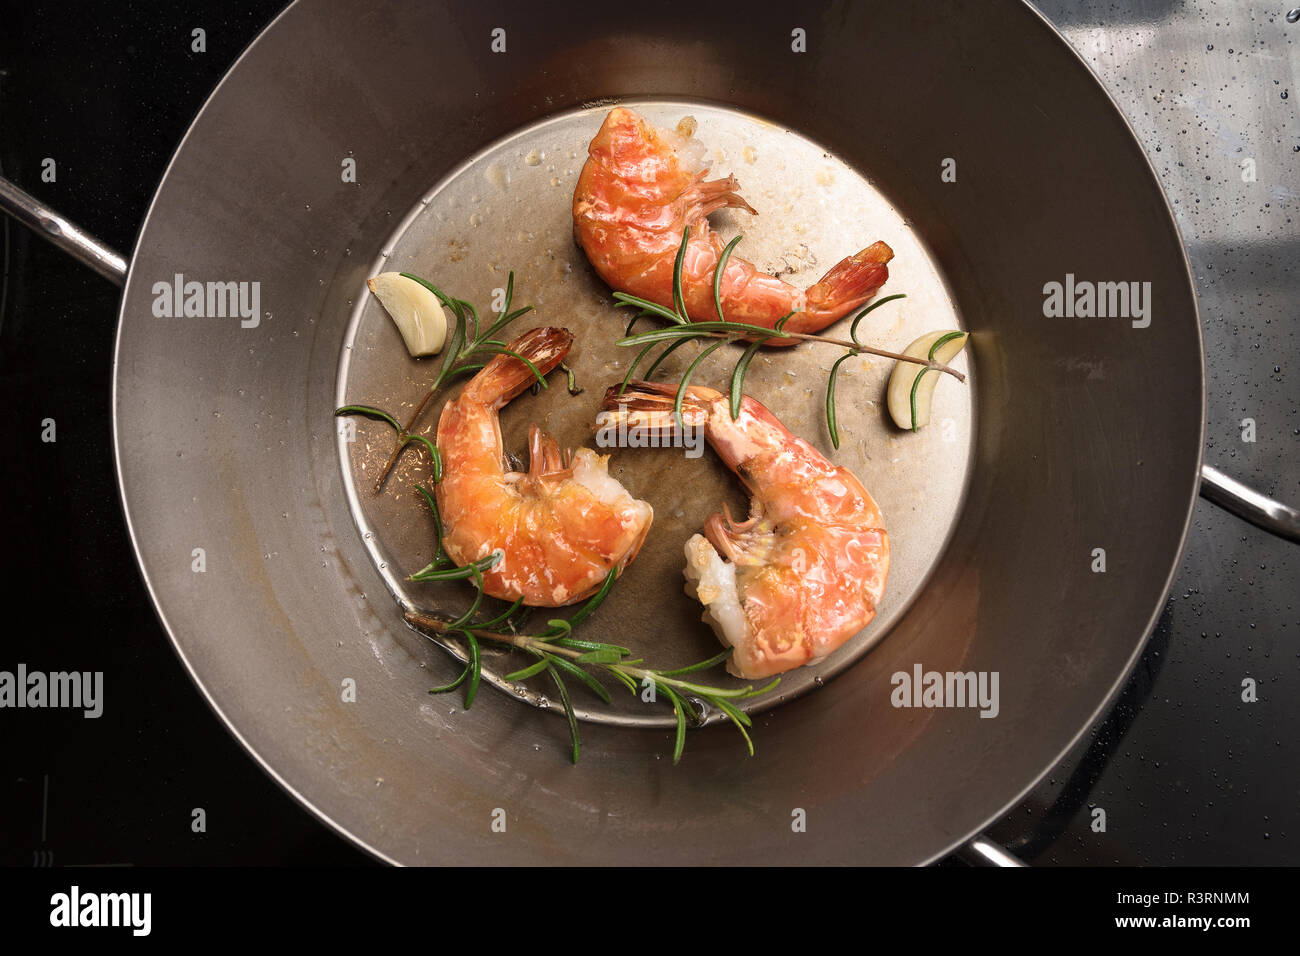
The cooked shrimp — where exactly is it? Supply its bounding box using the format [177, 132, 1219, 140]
[600, 380, 889, 678]
[436, 327, 653, 606]
[573, 107, 894, 344]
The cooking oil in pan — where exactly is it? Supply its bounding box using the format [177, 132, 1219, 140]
[335, 100, 975, 729]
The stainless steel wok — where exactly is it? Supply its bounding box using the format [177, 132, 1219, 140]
[4, 0, 1296, 865]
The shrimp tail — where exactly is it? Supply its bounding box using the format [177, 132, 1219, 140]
[598, 380, 712, 438]
[804, 240, 895, 320]
[463, 326, 573, 407]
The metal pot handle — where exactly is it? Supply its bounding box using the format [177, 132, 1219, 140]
[957, 836, 1027, 867]
[1199, 465, 1299, 543]
[0, 177, 127, 286]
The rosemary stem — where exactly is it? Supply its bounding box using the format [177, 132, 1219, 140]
[686, 330, 965, 382]
[373, 388, 438, 494]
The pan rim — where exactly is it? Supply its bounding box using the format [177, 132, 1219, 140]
[109, 0, 1208, 867]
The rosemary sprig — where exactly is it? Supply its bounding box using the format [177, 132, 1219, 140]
[403, 487, 777, 763]
[609, 228, 964, 446]
[407, 599, 777, 765]
[341, 271, 540, 494]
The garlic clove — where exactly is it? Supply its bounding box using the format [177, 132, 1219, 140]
[886, 330, 968, 431]
[367, 272, 449, 357]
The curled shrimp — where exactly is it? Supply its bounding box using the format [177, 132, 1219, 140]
[601, 380, 889, 679]
[436, 327, 653, 607]
[573, 107, 894, 344]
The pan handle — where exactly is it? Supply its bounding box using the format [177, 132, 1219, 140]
[0, 176, 127, 286]
[1200, 465, 1300, 543]
[956, 835, 1027, 867]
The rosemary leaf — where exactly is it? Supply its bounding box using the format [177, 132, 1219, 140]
[400, 433, 442, 481]
[613, 292, 685, 327]
[504, 655, 550, 683]
[710, 696, 756, 756]
[825, 351, 858, 450]
[661, 683, 688, 765]
[412, 483, 448, 570]
[546, 664, 581, 764]
[464, 632, 482, 708]
[713, 234, 743, 322]
[449, 567, 487, 627]
[656, 649, 734, 677]
[673, 339, 727, 425]
[745, 677, 782, 697]
[409, 550, 502, 583]
[476, 597, 525, 629]
[432, 296, 468, 390]
[729, 338, 766, 420]
[672, 225, 691, 321]
[428, 663, 470, 694]
[539, 570, 617, 636]
[334, 404, 402, 431]
[618, 341, 661, 396]
[642, 334, 703, 380]
[849, 293, 906, 346]
[548, 655, 613, 704]
[551, 637, 632, 655]
[470, 345, 548, 388]
[603, 666, 640, 695]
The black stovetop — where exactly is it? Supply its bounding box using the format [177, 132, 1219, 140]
[1, 1, 1294, 866]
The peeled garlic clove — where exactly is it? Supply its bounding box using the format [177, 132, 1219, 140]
[367, 272, 448, 357]
[886, 330, 968, 431]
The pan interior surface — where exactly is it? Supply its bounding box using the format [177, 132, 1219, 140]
[335, 100, 974, 727]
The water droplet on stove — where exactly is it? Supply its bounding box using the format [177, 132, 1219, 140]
[1206, 43, 1214, 50]
[1287, 8, 1300, 23]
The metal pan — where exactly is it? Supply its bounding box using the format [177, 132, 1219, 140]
[4, 0, 1296, 865]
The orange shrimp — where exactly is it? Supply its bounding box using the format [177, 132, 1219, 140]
[573, 107, 894, 345]
[436, 327, 653, 606]
[600, 380, 889, 679]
